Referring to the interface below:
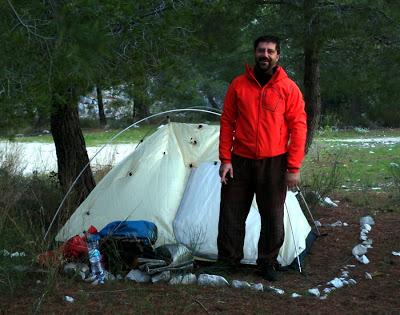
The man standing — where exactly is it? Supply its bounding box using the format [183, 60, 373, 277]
[218, 35, 307, 281]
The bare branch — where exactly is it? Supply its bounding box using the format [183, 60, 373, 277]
[6, 0, 54, 40]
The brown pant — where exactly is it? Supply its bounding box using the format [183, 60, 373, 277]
[217, 153, 287, 267]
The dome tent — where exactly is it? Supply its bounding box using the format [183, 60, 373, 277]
[56, 122, 311, 266]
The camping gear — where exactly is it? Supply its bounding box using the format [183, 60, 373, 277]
[144, 244, 194, 274]
[56, 123, 311, 267]
[98, 220, 157, 245]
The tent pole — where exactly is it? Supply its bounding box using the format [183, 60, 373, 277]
[296, 186, 321, 236]
[284, 199, 302, 273]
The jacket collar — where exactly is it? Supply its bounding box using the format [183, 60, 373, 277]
[245, 64, 287, 86]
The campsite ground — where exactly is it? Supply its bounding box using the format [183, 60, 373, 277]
[1, 196, 399, 314]
[1, 127, 400, 314]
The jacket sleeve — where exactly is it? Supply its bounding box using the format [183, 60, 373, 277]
[285, 83, 307, 173]
[219, 81, 238, 164]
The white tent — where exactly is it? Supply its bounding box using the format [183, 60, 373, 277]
[56, 123, 311, 266]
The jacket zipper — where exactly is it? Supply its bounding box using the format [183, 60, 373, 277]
[255, 89, 263, 159]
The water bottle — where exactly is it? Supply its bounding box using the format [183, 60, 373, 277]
[87, 233, 105, 284]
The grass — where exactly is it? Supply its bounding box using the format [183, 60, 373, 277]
[4, 125, 399, 146]
[305, 141, 400, 190]
[316, 127, 400, 139]
[0, 127, 400, 313]
[2, 125, 158, 146]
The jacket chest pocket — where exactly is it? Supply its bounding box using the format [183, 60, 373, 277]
[262, 87, 284, 112]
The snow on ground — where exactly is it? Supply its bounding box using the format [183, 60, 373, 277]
[1, 136, 399, 175]
[0, 142, 138, 175]
[319, 137, 400, 144]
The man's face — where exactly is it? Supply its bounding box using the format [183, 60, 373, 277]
[254, 41, 280, 73]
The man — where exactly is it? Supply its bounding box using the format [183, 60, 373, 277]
[217, 35, 307, 281]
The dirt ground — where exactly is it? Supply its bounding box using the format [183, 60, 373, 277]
[1, 196, 400, 314]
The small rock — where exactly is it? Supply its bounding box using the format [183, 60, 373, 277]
[392, 251, 400, 257]
[362, 239, 373, 246]
[352, 244, 368, 256]
[308, 288, 320, 297]
[250, 283, 264, 292]
[360, 216, 375, 226]
[291, 293, 302, 298]
[356, 255, 370, 264]
[343, 222, 349, 227]
[267, 286, 285, 295]
[365, 272, 372, 280]
[348, 279, 357, 285]
[231, 280, 251, 289]
[323, 287, 335, 294]
[169, 273, 197, 285]
[10, 252, 26, 258]
[327, 278, 343, 288]
[198, 274, 229, 287]
[151, 271, 171, 283]
[64, 296, 74, 303]
[125, 269, 151, 283]
[341, 271, 349, 278]
[322, 197, 338, 207]
[362, 224, 372, 231]
[320, 295, 328, 300]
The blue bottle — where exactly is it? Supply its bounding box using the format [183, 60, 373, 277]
[87, 233, 106, 284]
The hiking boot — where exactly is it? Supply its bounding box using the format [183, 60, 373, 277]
[261, 265, 280, 282]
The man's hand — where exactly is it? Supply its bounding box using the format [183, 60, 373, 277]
[219, 163, 233, 184]
[285, 172, 300, 190]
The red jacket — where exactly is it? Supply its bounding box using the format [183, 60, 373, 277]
[219, 65, 307, 173]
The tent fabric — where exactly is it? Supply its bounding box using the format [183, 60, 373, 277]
[56, 122, 311, 266]
[173, 161, 311, 266]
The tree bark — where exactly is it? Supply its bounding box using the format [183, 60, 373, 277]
[303, 0, 321, 153]
[50, 92, 96, 206]
[96, 85, 107, 127]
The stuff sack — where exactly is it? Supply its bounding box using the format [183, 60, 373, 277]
[99, 220, 157, 245]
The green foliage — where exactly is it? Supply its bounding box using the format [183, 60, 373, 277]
[390, 162, 400, 198]
[302, 143, 345, 206]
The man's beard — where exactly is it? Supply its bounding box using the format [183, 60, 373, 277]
[256, 58, 277, 73]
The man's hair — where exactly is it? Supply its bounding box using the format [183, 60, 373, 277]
[253, 35, 280, 54]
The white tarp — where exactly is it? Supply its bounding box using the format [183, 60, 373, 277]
[56, 123, 311, 266]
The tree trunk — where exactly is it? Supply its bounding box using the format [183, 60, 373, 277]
[96, 85, 107, 127]
[132, 97, 150, 122]
[303, 0, 321, 152]
[207, 95, 221, 110]
[50, 94, 96, 206]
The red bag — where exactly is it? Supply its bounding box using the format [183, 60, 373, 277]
[63, 235, 88, 259]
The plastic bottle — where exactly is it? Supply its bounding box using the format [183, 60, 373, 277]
[86, 233, 105, 284]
